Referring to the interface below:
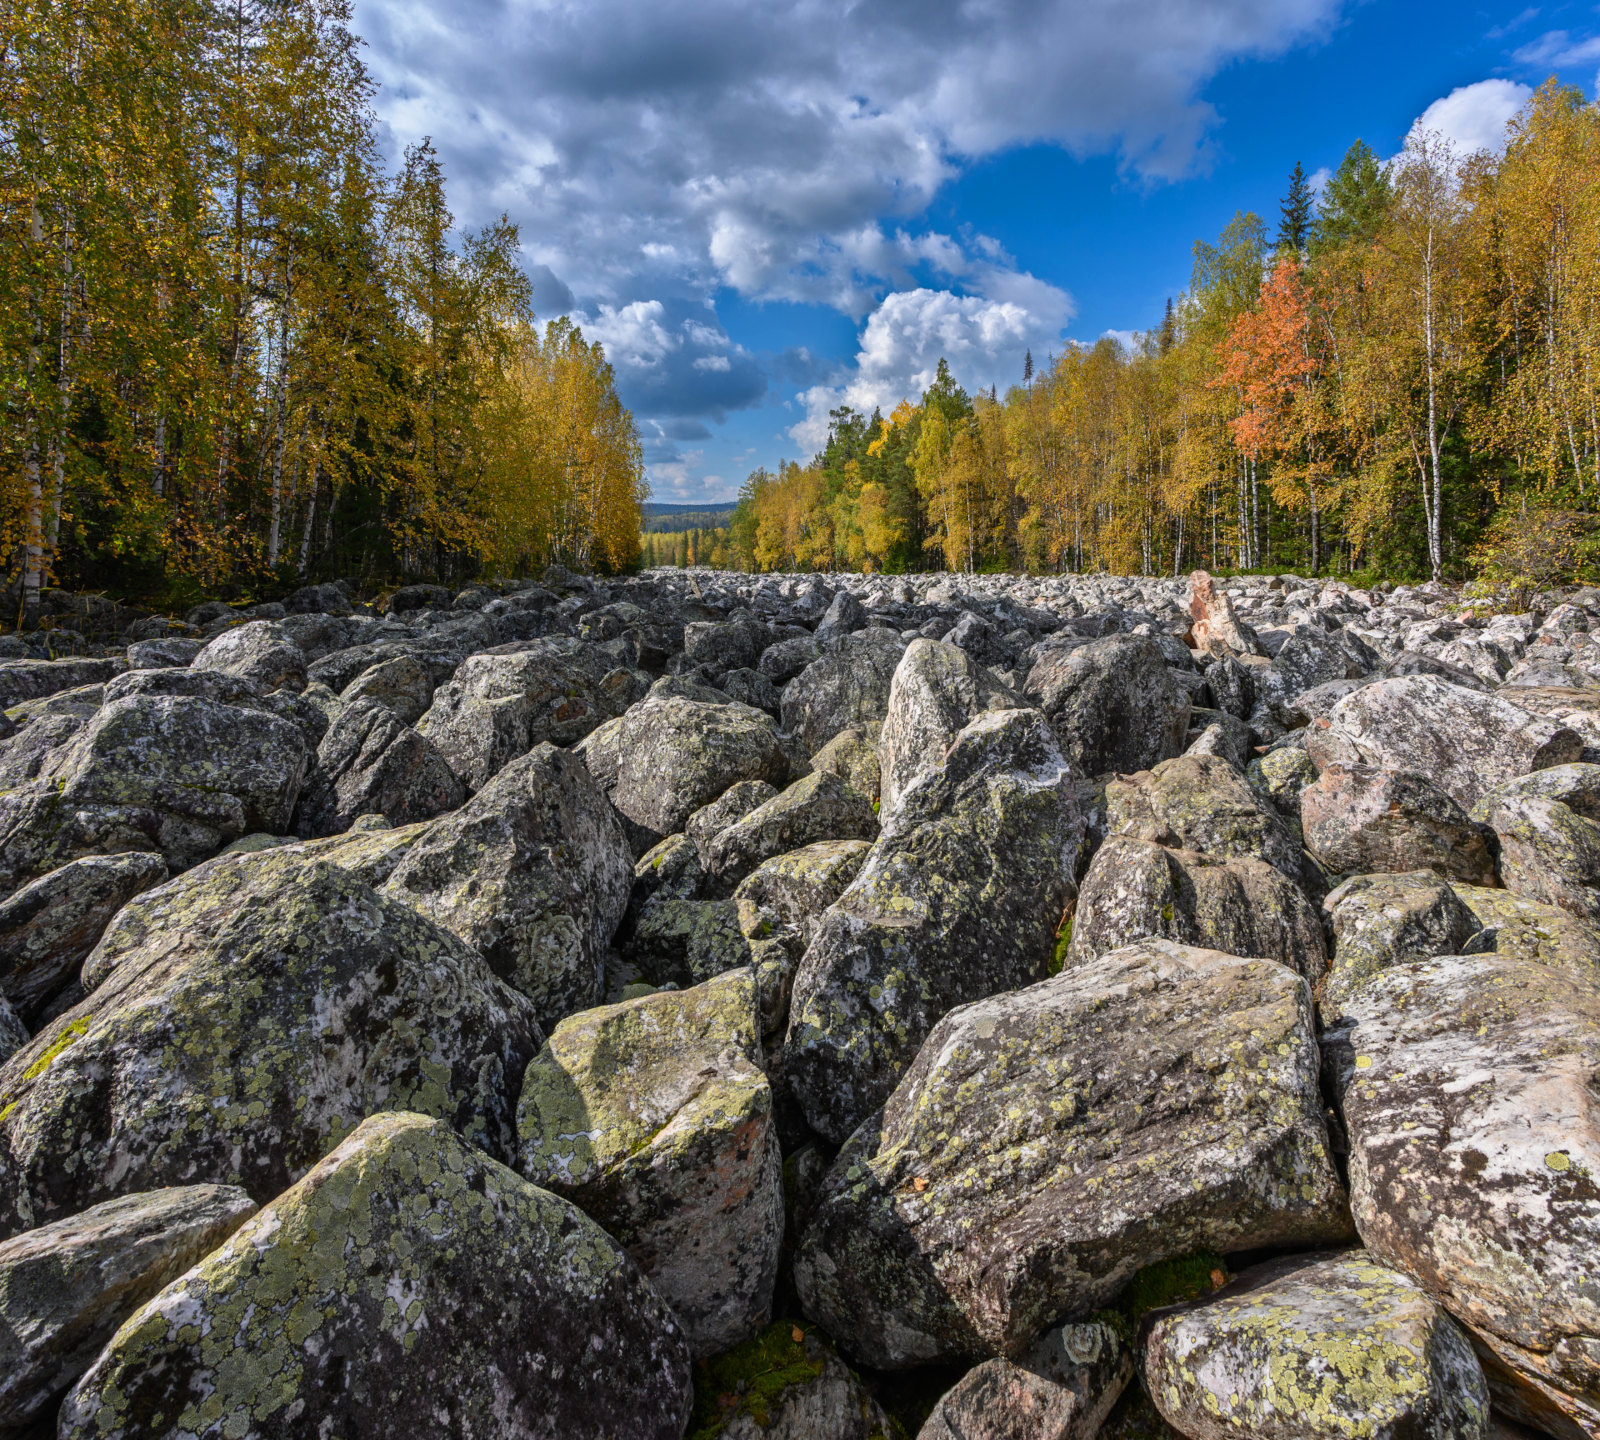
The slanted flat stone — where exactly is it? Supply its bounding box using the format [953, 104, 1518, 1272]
[795, 940, 1351, 1367]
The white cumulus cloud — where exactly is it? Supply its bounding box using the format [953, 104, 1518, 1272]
[1407, 79, 1532, 157]
[791, 282, 1075, 451]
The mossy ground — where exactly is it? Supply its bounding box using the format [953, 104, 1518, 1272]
[688, 1322, 827, 1437]
[1111, 1249, 1230, 1333]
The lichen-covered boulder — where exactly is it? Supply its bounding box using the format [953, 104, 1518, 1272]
[734, 840, 872, 948]
[879, 639, 1023, 820]
[0, 710, 87, 789]
[190, 620, 307, 692]
[282, 818, 429, 887]
[733, 840, 872, 1033]
[307, 636, 464, 695]
[58, 1112, 693, 1440]
[690, 1321, 894, 1440]
[1480, 791, 1600, 920]
[382, 743, 631, 1030]
[0, 1185, 258, 1431]
[339, 652, 436, 725]
[1300, 762, 1496, 884]
[794, 940, 1351, 1368]
[1340, 953, 1600, 1437]
[1067, 835, 1326, 984]
[630, 896, 753, 987]
[0, 848, 542, 1239]
[417, 640, 614, 791]
[0, 851, 167, 1022]
[578, 693, 789, 855]
[1144, 1251, 1489, 1440]
[1106, 753, 1323, 898]
[705, 770, 878, 895]
[759, 633, 821, 685]
[517, 969, 781, 1357]
[918, 1320, 1131, 1440]
[810, 720, 883, 803]
[784, 709, 1081, 1144]
[1470, 761, 1600, 823]
[0, 657, 124, 710]
[1024, 633, 1189, 779]
[687, 779, 780, 863]
[1319, 872, 1480, 1020]
[686, 615, 769, 672]
[1454, 883, 1600, 974]
[0, 997, 24, 1065]
[1323, 676, 1582, 811]
[1248, 743, 1318, 820]
[780, 631, 906, 754]
[0, 694, 311, 892]
[721, 666, 783, 716]
[628, 833, 706, 927]
[1184, 714, 1253, 772]
[292, 696, 465, 839]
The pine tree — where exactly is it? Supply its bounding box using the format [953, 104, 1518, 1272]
[1277, 162, 1313, 258]
[1023, 349, 1033, 385]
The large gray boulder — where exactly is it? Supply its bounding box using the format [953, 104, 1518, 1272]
[578, 693, 789, 855]
[794, 940, 1351, 1367]
[780, 631, 905, 753]
[879, 639, 1022, 821]
[1480, 790, 1600, 920]
[517, 969, 781, 1357]
[1024, 633, 1190, 778]
[0, 657, 124, 710]
[1068, 835, 1326, 983]
[1271, 625, 1377, 701]
[339, 652, 436, 724]
[686, 779, 779, 864]
[703, 769, 877, 895]
[1454, 883, 1600, 974]
[0, 851, 167, 1022]
[685, 614, 767, 672]
[1300, 762, 1496, 884]
[190, 620, 307, 691]
[0, 848, 542, 1239]
[1106, 753, 1323, 898]
[292, 696, 465, 838]
[758, 633, 820, 685]
[1145, 1251, 1489, 1440]
[0, 1185, 258, 1432]
[733, 839, 872, 1033]
[784, 709, 1081, 1143]
[1323, 676, 1582, 811]
[382, 743, 631, 1030]
[58, 1112, 693, 1440]
[1341, 952, 1600, 1438]
[0, 694, 311, 892]
[417, 640, 614, 791]
[1320, 872, 1480, 1020]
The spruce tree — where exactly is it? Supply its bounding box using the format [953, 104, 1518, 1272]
[1277, 161, 1313, 257]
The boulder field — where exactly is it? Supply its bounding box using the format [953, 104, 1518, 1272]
[0, 564, 1597, 1438]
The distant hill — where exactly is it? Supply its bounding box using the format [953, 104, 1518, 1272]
[642, 501, 737, 533]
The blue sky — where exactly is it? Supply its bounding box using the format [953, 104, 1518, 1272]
[354, 0, 1600, 504]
